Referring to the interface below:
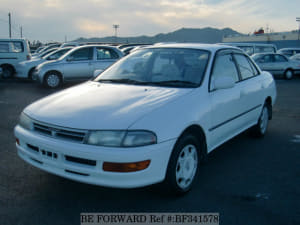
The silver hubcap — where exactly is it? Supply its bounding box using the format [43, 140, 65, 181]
[47, 74, 60, 87]
[176, 144, 198, 189]
[259, 106, 269, 134]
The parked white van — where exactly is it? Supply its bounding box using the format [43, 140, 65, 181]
[221, 43, 277, 56]
[0, 38, 31, 78]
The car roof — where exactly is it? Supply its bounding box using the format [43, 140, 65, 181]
[145, 43, 241, 53]
[278, 48, 300, 51]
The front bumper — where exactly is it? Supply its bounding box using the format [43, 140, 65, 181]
[32, 69, 42, 82]
[15, 65, 28, 78]
[14, 125, 175, 188]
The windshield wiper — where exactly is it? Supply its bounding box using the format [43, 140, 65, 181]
[99, 79, 148, 84]
[98, 79, 198, 87]
[151, 80, 198, 87]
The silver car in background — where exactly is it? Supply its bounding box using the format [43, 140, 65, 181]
[33, 45, 124, 88]
[15, 47, 73, 80]
[251, 53, 300, 80]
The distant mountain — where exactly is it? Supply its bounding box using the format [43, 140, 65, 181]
[74, 27, 242, 44]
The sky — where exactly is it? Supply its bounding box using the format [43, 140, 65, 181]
[0, 0, 299, 43]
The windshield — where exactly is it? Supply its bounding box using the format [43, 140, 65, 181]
[43, 48, 72, 60]
[95, 48, 210, 87]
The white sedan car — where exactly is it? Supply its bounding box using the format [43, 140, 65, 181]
[14, 44, 276, 194]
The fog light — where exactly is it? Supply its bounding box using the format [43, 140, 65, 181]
[103, 160, 151, 172]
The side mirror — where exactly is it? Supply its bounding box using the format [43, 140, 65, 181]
[93, 69, 104, 78]
[213, 76, 235, 90]
[66, 56, 73, 62]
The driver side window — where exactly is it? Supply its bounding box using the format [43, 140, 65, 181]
[68, 47, 93, 61]
[210, 54, 239, 91]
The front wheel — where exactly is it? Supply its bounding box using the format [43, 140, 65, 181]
[164, 134, 203, 194]
[1, 65, 14, 78]
[284, 69, 293, 80]
[44, 71, 62, 88]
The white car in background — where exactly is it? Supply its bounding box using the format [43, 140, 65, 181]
[33, 45, 124, 88]
[15, 47, 73, 80]
[15, 44, 276, 194]
[0, 38, 32, 78]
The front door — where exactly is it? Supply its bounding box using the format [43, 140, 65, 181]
[63, 47, 94, 80]
[208, 51, 242, 149]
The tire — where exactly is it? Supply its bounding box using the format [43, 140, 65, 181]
[1, 65, 14, 78]
[251, 104, 270, 137]
[44, 71, 62, 88]
[284, 69, 293, 80]
[28, 67, 36, 81]
[164, 134, 203, 194]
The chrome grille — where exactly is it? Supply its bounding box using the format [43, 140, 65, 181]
[33, 122, 87, 143]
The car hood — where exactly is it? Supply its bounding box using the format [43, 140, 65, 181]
[21, 58, 44, 66]
[24, 81, 194, 130]
[36, 59, 61, 69]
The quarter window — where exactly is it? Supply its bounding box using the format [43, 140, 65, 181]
[210, 54, 239, 91]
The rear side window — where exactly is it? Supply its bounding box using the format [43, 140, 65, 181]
[210, 54, 239, 91]
[96, 48, 119, 60]
[234, 54, 258, 80]
[0, 41, 24, 53]
[255, 46, 276, 54]
[0, 42, 9, 52]
[274, 55, 287, 62]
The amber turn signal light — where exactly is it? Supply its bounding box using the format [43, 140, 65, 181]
[103, 160, 151, 172]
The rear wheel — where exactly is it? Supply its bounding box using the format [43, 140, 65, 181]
[164, 134, 203, 194]
[44, 71, 62, 88]
[284, 69, 293, 80]
[251, 104, 270, 137]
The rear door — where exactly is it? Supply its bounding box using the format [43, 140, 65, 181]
[92, 47, 121, 74]
[233, 53, 264, 127]
[272, 54, 289, 74]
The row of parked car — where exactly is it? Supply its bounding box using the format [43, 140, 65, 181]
[0, 38, 300, 89]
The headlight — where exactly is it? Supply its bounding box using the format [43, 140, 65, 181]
[87, 130, 157, 147]
[19, 113, 33, 130]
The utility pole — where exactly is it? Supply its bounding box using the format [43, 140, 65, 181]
[113, 24, 119, 43]
[8, 12, 11, 38]
[20, 26, 23, 38]
[297, 17, 300, 40]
